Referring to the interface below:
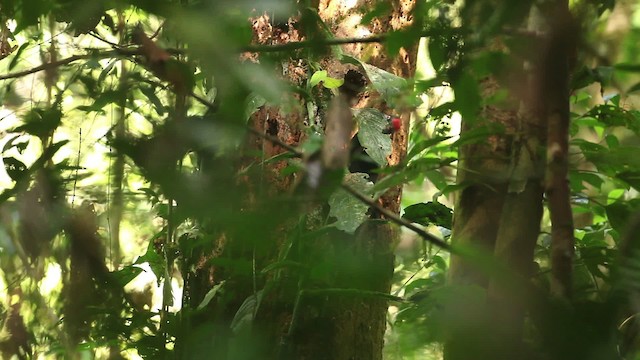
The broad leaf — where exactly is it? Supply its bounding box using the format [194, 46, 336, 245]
[403, 202, 453, 229]
[3, 157, 27, 181]
[328, 172, 373, 234]
[342, 55, 408, 102]
[354, 108, 392, 166]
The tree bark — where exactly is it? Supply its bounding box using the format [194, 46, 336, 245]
[445, 2, 552, 359]
[239, 1, 417, 359]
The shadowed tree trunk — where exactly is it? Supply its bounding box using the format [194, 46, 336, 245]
[445, 1, 573, 358]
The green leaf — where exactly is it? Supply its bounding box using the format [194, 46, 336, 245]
[309, 70, 328, 87]
[135, 235, 166, 284]
[14, 107, 62, 137]
[309, 70, 344, 89]
[428, 36, 447, 71]
[8, 42, 28, 71]
[230, 290, 263, 334]
[2, 135, 29, 154]
[362, 62, 407, 102]
[360, 2, 392, 24]
[140, 86, 165, 116]
[197, 281, 226, 310]
[453, 71, 481, 124]
[425, 170, 447, 190]
[453, 123, 504, 147]
[354, 108, 392, 166]
[605, 200, 640, 233]
[569, 171, 604, 192]
[614, 63, 640, 72]
[402, 202, 453, 228]
[342, 55, 407, 102]
[372, 166, 421, 194]
[3, 157, 27, 181]
[328, 172, 373, 234]
[109, 265, 144, 287]
[261, 260, 304, 274]
[245, 93, 266, 121]
[372, 158, 453, 194]
[98, 59, 117, 84]
[406, 136, 450, 162]
[616, 171, 640, 191]
[80, 90, 124, 112]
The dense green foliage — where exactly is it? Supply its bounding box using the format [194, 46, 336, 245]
[1, 0, 640, 359]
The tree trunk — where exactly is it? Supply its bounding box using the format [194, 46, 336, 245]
[445, 2, 552, 359]
[230, 1, 418, 359]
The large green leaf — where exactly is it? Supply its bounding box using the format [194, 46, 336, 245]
[3, 157, 27, 182]
[402, 202, 453, 229]
[452, 71, 481, 124]
[341, 55, 408, 102]
[328, 172, 373, 234]
[309, 70, 344, 89]
[14, 107, 62, 138]
[354, 108, 392, 166]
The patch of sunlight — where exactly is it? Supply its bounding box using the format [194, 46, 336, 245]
[40, 262, 62, 297]
[0, 270, 6, 301]
[343, 0, 358, 10]
[118, 226, 139, 260]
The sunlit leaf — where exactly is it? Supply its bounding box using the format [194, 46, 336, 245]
[110, 265, 144, 287]
[8, 42, 28, 70]
[197, 281, 226, 310]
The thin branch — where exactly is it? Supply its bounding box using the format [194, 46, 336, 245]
[239, 27, 467, 53]
[239, 34, 388, 53]
[0, 54, 85, 81]
[340, 183, 451, 250]
[0, 49, 138, 81]
[0, 28, 456, 82]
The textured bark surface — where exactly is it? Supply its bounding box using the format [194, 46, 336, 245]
[447, 77, 515, 288]
[446, 3, 550, 359]
[541, 0, 575, 299]
[213, 1, 418, 359]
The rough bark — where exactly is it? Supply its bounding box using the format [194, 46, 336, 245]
[241, 1, 416, 359]
[446, 3, 549, 359]
[542, 0, 575, 299]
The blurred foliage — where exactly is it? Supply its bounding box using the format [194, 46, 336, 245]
[0, 0, 639, 359]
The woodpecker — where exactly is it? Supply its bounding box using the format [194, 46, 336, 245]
[382, 116, 401, 135]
